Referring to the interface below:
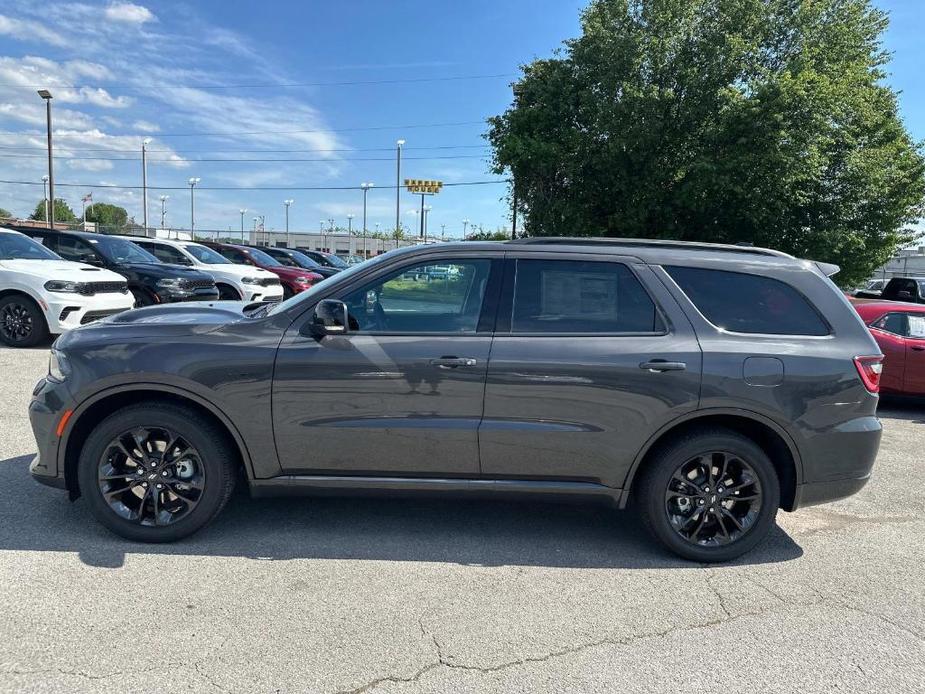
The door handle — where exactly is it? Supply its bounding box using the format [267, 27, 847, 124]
[639, 360, 687, 372]
[912, 346, 925, 352]
[430, 357, 477, 369]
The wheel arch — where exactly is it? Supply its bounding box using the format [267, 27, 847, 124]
[619, 408, 802, 512]
[215, 282, 243, 300]
[61, 384, 255, 499]
[0, 286, 44, 307]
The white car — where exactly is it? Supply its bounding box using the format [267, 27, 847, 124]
[0, 228, 133, 347]
[122, 237, 283, 302]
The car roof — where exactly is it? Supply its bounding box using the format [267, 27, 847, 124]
[853, 300, 925, 316]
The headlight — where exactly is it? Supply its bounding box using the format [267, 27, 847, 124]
[44, 280, 82, 293]
[156, 278, 185, 289]
[48, 350, 70, 383]
[241, 276, 261, 285]
[295, 276, 312, 284]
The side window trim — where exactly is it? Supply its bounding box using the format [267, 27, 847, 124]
[497, 256, 669, 337]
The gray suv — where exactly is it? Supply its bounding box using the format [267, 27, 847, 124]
[28, 238, 883, 562]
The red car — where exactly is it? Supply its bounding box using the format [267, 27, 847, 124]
[853, 299, 925, 396]
[201, 242, 322, 299]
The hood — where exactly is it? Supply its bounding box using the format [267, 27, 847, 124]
[265, 265, 322, 281]
[0, 258, 125, 282]
[199, 263, 276, 279]
[119, 262, 214, 280]
[56, 300, 257, 347]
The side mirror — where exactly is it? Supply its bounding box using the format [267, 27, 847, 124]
[307, 299, 349, 337]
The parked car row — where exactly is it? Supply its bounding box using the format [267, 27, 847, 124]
[0, 227, 345, 346]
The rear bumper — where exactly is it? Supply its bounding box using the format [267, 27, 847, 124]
[792, 474, 871, 510]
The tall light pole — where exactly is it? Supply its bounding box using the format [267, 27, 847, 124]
[160, 195, 169, 229]
[319, 219, 326, 252]
[462, 218, 470, 238]
[37, 90, 54, 228]
[423, 204, 432, 243]
[41, 175, 49, 223]
[441, 223, 446, 241]
[395, 139, 405, 235]
[188, 177, 200, 235]
[141, 138, 151, 233]
[239, 208, 247, 241]
[284, 199, 293, 248]
[347, 214, 354, 234]
[360, 182, 373, 258]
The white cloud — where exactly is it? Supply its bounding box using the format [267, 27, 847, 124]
[104, 2, 155, 25]
[0, 14, 67, 47]
[132, 120, 159, 132]
[0, 56, 129, 108]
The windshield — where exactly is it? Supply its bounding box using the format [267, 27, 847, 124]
[286, 250, 322, 270]
[91, 236, 159, 264]
[184, 244, 231, 264]
[323, 253, 350, 269]
[247, 247, 282, 266]
[0, 232, 60, 260]
[266, 250, 394, 316]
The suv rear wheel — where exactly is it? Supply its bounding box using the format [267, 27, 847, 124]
[637, 428, 780, 562]
[77, 403, 237, 542]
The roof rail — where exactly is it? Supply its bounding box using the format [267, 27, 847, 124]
[506, 237, 793, 258]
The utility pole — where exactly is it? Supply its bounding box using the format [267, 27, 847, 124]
[239, 208, 247, 241]
[41, 175, 49, 223]
[37, 90, 54, 228]
[142, 138, 151, 233]
[361, 182, 373, 258]
[511, 190, 518, 239]
[395, 139, 404, 235]
[160, 195, 169, 229]
[462, 218, 469, 238]
[441, 224, 446, 241]
[284, 199, 293, 248]
[188, 177, 200, 235]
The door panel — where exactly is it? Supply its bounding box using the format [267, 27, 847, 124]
[272, 256, 500, 477]
[479, 259, 702, 488]
[902, 313, 925, 394]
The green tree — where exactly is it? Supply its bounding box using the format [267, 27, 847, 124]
[0, 207, 12, 219]
[85, 202, 129, 229]
[487, 0, 925, 286]
[29, 198, 77, 223]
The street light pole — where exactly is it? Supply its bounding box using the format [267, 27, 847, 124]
[37, 90, 54, 228]
[347, 214, 353, 234]
[188, 177, 200, 236]
[423, 204, 432, 243]
[284, 199, 293, 248]
[41, 175, 49, 223]
[395, 139, 404, 236]
[361, 182, 373, 258]
[160, 195, 169, 229]
[462, 218, 469, 238]
[239, 208, 247, 241]
[142, 138, 151, 234]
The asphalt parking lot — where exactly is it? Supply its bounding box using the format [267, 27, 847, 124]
[0, 345, 923, 694]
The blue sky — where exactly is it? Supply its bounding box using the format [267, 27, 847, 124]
[0, 0, 921, 239]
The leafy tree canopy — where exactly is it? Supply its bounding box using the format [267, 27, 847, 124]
[85, 202, 129, 228]
[0, 207, 12, 218]
[487, 0, 925, 285]
[29, 198, 77, 223]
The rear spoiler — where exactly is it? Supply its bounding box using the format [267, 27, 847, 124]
[813, 261, 840, 277]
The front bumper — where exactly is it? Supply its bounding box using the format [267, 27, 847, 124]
[44, 292, 134, 334]
[28, 376, 73, 489]
[244, 284, 284, 302]
[155, 286, 220, 303]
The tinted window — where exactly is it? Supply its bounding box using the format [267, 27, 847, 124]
[665, 266, 829, 336]
[342, 260, 491, 333]
[140, 243, 189, 265]
[90, 236, 158, 264]
[245, 248, 281, 266]
[872, 312, 907, 336]
[217, 248, 250, 264]
[55, 236, 102, 264]
[183, 244, 230, 264]
[512, 260, 664, 333]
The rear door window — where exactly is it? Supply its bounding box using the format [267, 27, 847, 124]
[871, 312, 907, 336]
[511, 259, 664, 333]
[665, 266, 829, 336]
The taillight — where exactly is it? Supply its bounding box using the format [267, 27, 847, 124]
[854, 355, 884, 394]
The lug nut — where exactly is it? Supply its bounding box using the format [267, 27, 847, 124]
[142, 482, 148, 488]
[156, 484, 163, 489]
[162, 471, 168, 476]
[703, 486, 710, 492]
[698, 499, 705, 506]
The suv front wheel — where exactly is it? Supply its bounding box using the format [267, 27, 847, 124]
[78, 403, 237, 542]
[637, 428, 780, 562]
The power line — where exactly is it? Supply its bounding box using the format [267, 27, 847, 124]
[0, 73, 516, 92]
[0, 143, 490, 154]
[0, 178, 509, 191]
[0, 153, 487, 163]
[149, 120, 486, 138]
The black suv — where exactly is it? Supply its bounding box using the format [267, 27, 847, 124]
[295, 248, 350, 271]
[23, 229, 219, 306]
[28, 239, 883, 561]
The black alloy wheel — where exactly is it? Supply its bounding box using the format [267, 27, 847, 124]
[638, 428, 779, 562]
[97, 427, 205, 527]
[78, 403, 237, 542]
[0, 295, 49, 347]
[664, 451, 762, 546]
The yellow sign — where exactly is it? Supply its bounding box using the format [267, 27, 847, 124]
[405, 179, 443, 194]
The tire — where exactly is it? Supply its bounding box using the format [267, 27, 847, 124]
[637, 427, 780, 563]
[217, 284, 242, 300]
[77, 402, 237, 542]
[0, 294, 49, 348]
[130, 288, 154, 308]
